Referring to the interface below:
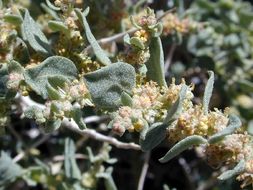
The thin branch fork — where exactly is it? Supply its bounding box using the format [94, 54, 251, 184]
[63, 118, 141, 150]
[18, 95, 141, 152]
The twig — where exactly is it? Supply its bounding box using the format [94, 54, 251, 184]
[83, 7, 176, 53]
[137, 151, 151, 190]
[53, 153, 88, 161]
[63, 118, 141, 150]
[18, 94, 141, 151]
[164, 44, 176, 73]
[178, 157, 195, 190]
[13, 134, 50, 163]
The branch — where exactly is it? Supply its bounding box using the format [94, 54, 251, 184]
[13, 134, 50, 162]
[137, 151, 151, 190]
[17, 94, 141, 151]
[83, 8, 176, 53]
[164, 44, 176, 73]
[63, 118, 141, 150]
[53, 153, 88, 162]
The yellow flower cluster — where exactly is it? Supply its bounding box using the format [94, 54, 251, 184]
[111, 80, 194, 136]
[168, 106, 229, 143]
[161, 13, 200, 36]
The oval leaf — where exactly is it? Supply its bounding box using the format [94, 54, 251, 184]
[159, 135, 207, 163]
[84, 62, 135, 110]
[146, 37, 166, 87]
[24, 56, 77, 99]
[22, 10, 52, 55]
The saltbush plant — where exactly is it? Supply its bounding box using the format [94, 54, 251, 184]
[0, 0, 252, 189]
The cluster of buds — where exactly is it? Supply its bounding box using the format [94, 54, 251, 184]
[54, 0, 75, 12]
[78, 55, 101, 73]
[118, 8, 163, 66]
[161, 13, 200, 36]
[63, 78, 93, 107]
[28, 78, 93, 127]
[110, 80, 194, 136]
[168, 106, 229, 143]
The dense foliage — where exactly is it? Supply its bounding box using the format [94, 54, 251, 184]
[0, 0, 253, 190]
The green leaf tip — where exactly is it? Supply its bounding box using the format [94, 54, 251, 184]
[75, 8, 112, 66]
[218, 160, 245, 180]
[0, 151, 23, 186]
[64, 138, 81, 180]
[203, 71, 214, 114]
[159, 135, 207, 163]
[163, 84, 188, 125]
[140, 122, 167, 151]
[22, 9, 52, 56]
[208, 114, 242, 144]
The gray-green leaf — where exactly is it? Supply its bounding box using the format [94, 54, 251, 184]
[70, 107, 86, 129]
[22, 10, 52, 55]
[203, 71, 214, 114]
[163, 85, 188, 125]
[0, 151, 23, 186]
[84, 62, 135, 110]
[24, 56, 77, 99]
[218, 160, 245, 180]
[159, 135, 207, 163]
[208, 114, 242, 144]
[64, 138, 81, 180]
[146, 37, 166, 87]
[75, 8, 111, 66]
[140, 122, 167, 151]
[120, 92, 133, 107]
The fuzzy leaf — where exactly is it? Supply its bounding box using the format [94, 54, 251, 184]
[75, 8, 112, 66]
[163, 85, 188, 125]
[120, 92, 133, 107]
[218, 160, 245, 180]
[149, 22, 163, 37]
[208, 114, 242, 144]
[123, 34, 131, 45]
[130, 37, 145, 49]
[24, 106, 46, 124]
[3, 14, 22, 25]
[8, 60, 24, 74]
[45, 0, 61, 11]
[46, 75, 69, 100]
[0, 151, 23, 186]
[64, 138, 81, 180]
[22, 10, 52, 55]
[203, 71, 214, 114]
[139, 122, 167, 151]
[84, 62, 135, 110]
[70, 107, 86, 129]
[40, 3, 60, 21]
[159, 135, 207, 163]
[48, 20, 69, 34]
[43, 119, 61, 133]
[146, 37, 166, 87]
[24, 56, 77, 99]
